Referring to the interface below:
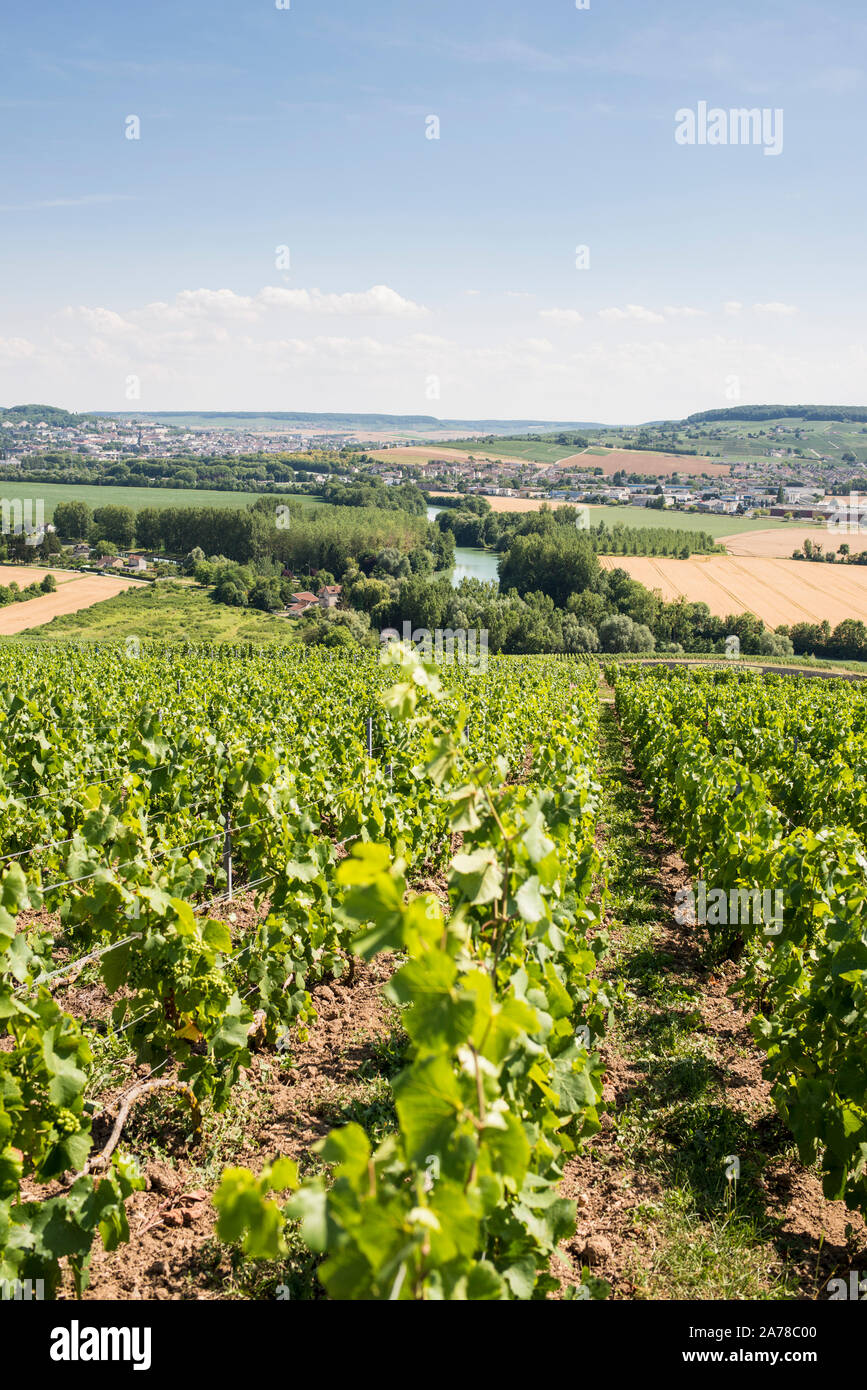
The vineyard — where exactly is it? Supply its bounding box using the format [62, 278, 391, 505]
[3, 644, 867, 1301]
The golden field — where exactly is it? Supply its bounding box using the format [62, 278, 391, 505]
[599, 554, 867, 628]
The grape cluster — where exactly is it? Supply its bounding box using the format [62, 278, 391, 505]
[52, 1106, 83, 1138]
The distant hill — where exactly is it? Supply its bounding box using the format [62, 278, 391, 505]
[0, 404, 95, 428]
[101, 410, 604, 434]
[684, 406, 867, 425]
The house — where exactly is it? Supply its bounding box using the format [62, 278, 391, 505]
[318, 584, 342, 610]
[124, 555, 147, 572]
[290, 591, 319, 614]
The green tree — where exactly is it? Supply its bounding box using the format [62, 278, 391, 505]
[92, 505, 136, 548]
[53, 500, 93, 540]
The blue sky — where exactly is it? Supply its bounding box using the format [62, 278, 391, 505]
[1, 0, 865, 422]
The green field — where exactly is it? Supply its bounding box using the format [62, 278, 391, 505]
[435, 438, 577, 465]
[604, 416, 867, 464]
[14, 580, 301, 644]
[671, 420, 867, 463]
[0, 480, 325, 519]
[586, 505, 785, 536]
[432, 415, 867, 469]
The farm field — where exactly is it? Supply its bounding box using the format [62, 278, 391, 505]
[723, 525, 841, 557]
[675, 415, 867, 462]
[431, 439, 726, 476]
[587, 506, 785, 536]
[0, 480, 324, 519]
[429, 491, 550, 513]
[555, 447, 726, 478]
[0, 564, 78, 586]
[369, 444, 540, 469]
[428, 438, 580, 465]
[13, 579, 301, 644]
[599, 553, 867, 626]
[2, 645, 867, 1306]
[0, 572, 146, 634]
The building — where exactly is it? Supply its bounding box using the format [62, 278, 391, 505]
[318, 584, 341, 609]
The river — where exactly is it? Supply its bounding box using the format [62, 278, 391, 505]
[426, 505, 500, 588]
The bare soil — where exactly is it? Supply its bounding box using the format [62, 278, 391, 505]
[0, 574, 147, 634]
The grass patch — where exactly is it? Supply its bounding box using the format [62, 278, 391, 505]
[13, 579, 301, 644]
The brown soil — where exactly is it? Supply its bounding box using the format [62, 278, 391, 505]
[0, 574, 147, 634]
[58, 928, 400, 1301]
[556, 448, 726, 478]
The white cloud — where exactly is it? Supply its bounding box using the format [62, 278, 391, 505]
[663, 305, 706, 318]
[598, 304, 666, 324]
[11, 282, 862, 424]
[65, 306, 136, 334]
[64, 284, 429, 337]
[167, 289, 258, 320]
[723, 301, 743, 316]
[257, 284, 427, 317]
[0, 336, 36, 360]
[753, 301, 798, 316]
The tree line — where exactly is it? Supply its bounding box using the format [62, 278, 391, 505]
[436, 501, 721, 558]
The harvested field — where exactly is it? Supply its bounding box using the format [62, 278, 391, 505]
[369, 445, 535, 469]
[724, 526, 843, 558]
[0, 573, 147, 634]
[429, 491, 548, 513]
[598, 554, 867, 627]
[0, 565, 78, 586]
[557, 448, 728, 478]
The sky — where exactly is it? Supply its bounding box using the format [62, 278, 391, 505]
[1, 0, 866, 424]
